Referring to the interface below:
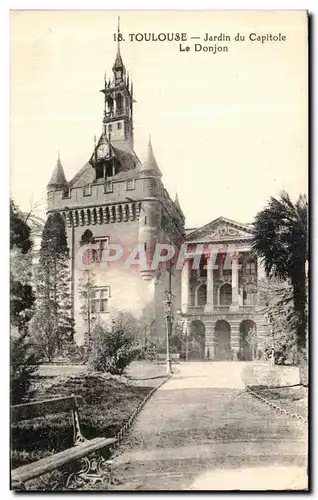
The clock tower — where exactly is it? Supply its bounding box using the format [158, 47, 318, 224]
[99, 24, 134, 150]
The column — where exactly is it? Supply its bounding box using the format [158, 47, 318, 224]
[205, 320, 215, 360]
[230, 320, 241, 361]
[181, 259, 190, 314]
[205, 251, 214, 312]
[230, 253, 239, 310]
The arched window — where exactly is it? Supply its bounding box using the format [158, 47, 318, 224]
[116, 94, 123, 114]
[219, 283, 232, 306]
[245, 260, 256, 275]
[197, 284, 207, 306]
[244, 284, 257, 306]
[80, 229, 94, 245]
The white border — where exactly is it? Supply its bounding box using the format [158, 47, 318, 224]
[2, 2, 315, 499]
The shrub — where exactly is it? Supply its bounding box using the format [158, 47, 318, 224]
[87, 320, 137, 375]
[10, 329, 38, 405]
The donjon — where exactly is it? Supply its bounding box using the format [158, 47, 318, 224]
[46, 32, 268, 359]
[47, 38, 185, 345]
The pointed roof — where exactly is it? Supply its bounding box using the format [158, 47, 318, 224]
[139, 138, 162, 177]
[112, 18, 124, 71]
[112, 44, 124, 71]
[174, 193, 184, 218]
[47, 156, 68, 190]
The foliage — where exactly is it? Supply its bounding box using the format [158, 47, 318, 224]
[10, 200, 38, 404]
[10, 199, 32, 254]
[34, 212, 74, 355]
[10, 329, 38, 405]
[59, 342, 85, 363]
[87, 318, 138, 375]
[28, 303, 61, 362]
[258, 277, 300, 365]
[11, 373, 151, 489]
[78, 270, 97, 343]
[252, 192, 308, 355]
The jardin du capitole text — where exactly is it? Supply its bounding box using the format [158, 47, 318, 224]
[115, 31, 287, 54]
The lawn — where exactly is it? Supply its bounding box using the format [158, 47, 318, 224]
[252, 385, 308, 419]
[11, 361, 167, 490]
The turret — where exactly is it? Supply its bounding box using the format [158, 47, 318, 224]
[47, 155, 68, 191]
[138, 138, 162, 198]
[138, 200, 161, 281]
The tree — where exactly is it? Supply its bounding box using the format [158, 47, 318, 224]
[87, 316, 138, 375]
[78, 269, 97, 345]
[10, 200, 38, 404]
[34, 212, 74, 354]
[252, 192, 308, 359]
[28, 302, 61, 362]
[10, 200, 32, 254]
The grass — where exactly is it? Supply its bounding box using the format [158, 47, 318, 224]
[11, 361, 167, 491]
[253, 385, 308, 419]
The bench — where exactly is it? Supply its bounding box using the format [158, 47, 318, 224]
[11, 395, 117, 490]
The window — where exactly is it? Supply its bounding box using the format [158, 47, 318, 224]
[117, 122, 122, 130]
[126, 179, 135, 191]
[62, 188, 70, 199]
[245, 261, 256, 275]
[244, 284, 257, 306]
[219, 283, 232, 306]
[83, 184, 91, 196]
[94, 236, 109, 262]
[104, 181, 113, 193]
[108, 124, 112, 132]
[90, 286, 110, 314]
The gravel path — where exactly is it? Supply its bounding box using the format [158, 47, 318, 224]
[108, 363, 307, 491]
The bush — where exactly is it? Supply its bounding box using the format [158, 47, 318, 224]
[87, 320, 137, 375]
[11, 374, 151, 490]
[10, 329, 38, 405]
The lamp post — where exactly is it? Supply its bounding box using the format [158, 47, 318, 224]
[63, 206, 75, 341]
[266, 312, 275, 366]
[176, 309, 188, 362]
[164, 290, 172, 374]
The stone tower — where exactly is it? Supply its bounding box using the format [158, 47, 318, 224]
[46, 34, 185, 344]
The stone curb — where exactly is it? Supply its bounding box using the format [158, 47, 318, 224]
[246, 386, 307, 424]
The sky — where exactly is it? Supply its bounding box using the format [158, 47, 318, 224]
[10, 10, 308, 228]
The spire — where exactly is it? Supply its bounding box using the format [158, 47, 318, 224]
[47, 155, 68, 190]
[174, 192, 184, 217]
[112, 17, 124, 71]
[140, 137, 162, 177]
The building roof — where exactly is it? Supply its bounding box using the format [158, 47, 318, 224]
[139, 138, 162, 177]
[47, 157, 68, 189]
[112, 45, 124, 71]
[185, 216, 253, 243]
[70, 136, 141, 187]
[174, 193, 184, 218]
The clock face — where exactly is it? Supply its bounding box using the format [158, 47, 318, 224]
[97, 144, 109, 158]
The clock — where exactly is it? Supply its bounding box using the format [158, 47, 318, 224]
[97, 143, 109, 159]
